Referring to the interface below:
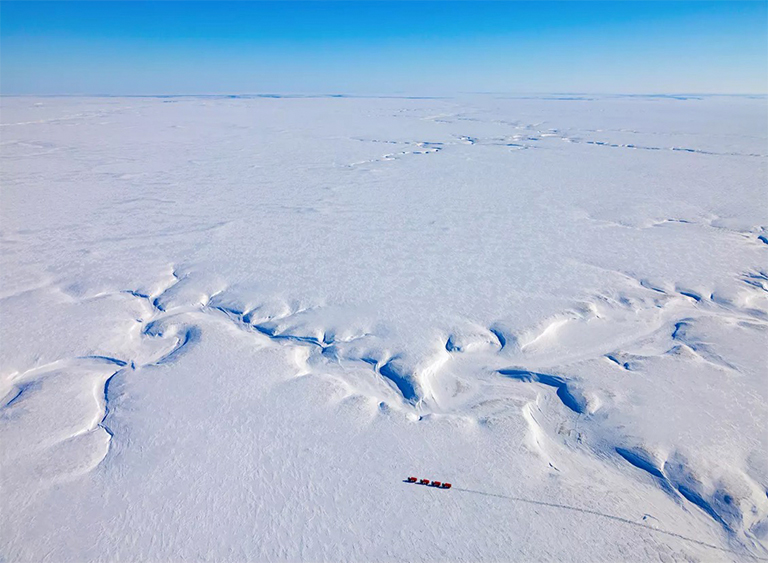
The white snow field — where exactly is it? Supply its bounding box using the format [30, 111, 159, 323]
[1, 94, 767, 562]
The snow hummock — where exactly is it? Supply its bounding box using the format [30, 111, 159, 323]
[1, 94, 767, 562]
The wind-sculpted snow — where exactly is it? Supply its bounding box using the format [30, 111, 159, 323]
[1, 95, 766, 561]
[497, 369, 588, 414]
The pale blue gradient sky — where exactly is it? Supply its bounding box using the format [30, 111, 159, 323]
[1, 1, 766, 95]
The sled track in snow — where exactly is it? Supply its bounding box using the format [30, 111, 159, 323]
[453, 487, 768, 560]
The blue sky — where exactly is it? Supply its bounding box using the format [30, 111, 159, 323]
[1, 1, 766, 95]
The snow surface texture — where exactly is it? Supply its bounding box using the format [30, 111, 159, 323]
[1, 94, 767, 562]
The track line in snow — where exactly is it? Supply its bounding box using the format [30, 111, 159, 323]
[452, 487, 767, 560]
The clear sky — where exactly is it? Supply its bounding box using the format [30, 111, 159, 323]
[1, 1, 766, 96]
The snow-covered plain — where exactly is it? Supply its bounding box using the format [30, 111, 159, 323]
[1, 94, 766, 562]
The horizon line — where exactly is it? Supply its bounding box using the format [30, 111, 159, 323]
[2, 92, 767, 99]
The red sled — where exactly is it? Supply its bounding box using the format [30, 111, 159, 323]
[441, 483, 452, 489]
[419, 479, 430, 485]
[431, 481, 442, 487]
[407, 477, 417, 483]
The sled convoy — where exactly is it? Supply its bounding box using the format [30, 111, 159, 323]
[406, 476, 451, 489]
